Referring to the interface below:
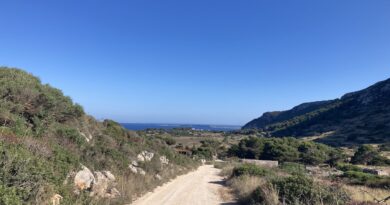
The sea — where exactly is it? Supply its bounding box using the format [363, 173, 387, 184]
[121, 123, 241, 132]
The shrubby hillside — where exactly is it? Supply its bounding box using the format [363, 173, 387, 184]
[243, 78, 390, 146]
[0, 67, 198, 204]
[227, 136, 345, 165]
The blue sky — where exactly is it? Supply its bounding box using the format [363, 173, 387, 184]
[0, 0, 389, 125]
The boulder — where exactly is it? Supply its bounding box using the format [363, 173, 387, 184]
[91, 172, 110, 197]
[129, 164, 138, 174]
[137, 154, 145, 162]
[131, 160, 139, 167]
[139, 169, 146, 176]
[91, 171, 118, 198]
[103, 171, 116, 181]
[155, 174, 162, 180]
[51, 194, 63, 205]
[160, 156, 169, 165]
[80, 132, 93, 142]
[74, 166, 95, 190]
[137, 151, 154, 162]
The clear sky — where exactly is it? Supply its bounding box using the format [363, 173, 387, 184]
[0, 0, 389, 125]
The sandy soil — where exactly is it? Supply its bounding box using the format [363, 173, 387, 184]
[131, 165, 236, 205]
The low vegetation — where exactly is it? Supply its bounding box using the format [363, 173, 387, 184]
[242, 78, 390, 146]
[220, 163, 350, 205]
[0, 68, 199, 204]
[227, 136, 345, 165]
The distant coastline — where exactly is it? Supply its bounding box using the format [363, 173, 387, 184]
[121, 123, 241, 131]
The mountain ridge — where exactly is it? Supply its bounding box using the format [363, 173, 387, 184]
[243, 78, 390, 146]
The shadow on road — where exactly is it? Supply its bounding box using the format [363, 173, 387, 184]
[209, 180, 226, 186]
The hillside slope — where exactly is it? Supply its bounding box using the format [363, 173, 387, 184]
[0, 67, 198, 204]
[243, 78, 390, 146]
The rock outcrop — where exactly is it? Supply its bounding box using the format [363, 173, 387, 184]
[129, 160, 147, 175]
[137, 151, 155, 162]
[51, 194, 63, 205]
[155, 174, 162, 180]
[160, 155, 169, 166]
[73, 166, 120, 199]
[74, 166, 95, 190]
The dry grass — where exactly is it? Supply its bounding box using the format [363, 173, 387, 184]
[226, 175, 279, 205]
[111, 164, 194, 204]
[227, 175, 265, 200]
[343, 185, 390, 204]
[217, 162, 240, 177]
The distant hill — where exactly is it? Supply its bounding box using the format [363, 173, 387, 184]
[243, 78, 390, 146]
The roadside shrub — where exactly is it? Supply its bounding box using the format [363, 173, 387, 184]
[232, 163, 270, 177]
[272, 175, 350, 205]
[248, 183, 279, 205]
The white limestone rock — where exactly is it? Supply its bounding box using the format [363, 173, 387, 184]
[74, 166, 95, 191]
[160, 155, 169, 165]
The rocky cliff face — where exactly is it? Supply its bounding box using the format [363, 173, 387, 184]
[243, 78, 390, 146]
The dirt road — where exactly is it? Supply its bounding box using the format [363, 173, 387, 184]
[131, 165, 236, 205]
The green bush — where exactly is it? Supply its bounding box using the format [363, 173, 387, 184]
[271, 175, 349, 205]
[162, 137, 176, 145]
[342, 171, 390, 189]
[351, 145, 390, 166]
[0, 185, 22, 205]
[227, 136, 344, 165]
[56, 127, 85, 146]
[336, 163, 363, 172]
[232, 163, 270, 177]
[0, 67, 200, 203]
[280, 162, 305, 175]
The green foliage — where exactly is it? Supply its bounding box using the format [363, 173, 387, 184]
[379, 143, 390, 151]
[336, 163, 363, 172]
[228, 136, 343, 165]
[0, 142, 56, 202]
[351, 145, 390, 166]
[232, 163, 270, 177]
[342, 171, 390, 189]
[0, 67, 199, 204]
[0, 185, 22, 205]
[0, 68, 84, 138]
[56, 126, 85, 146]
[192, 139, 221, 160]
[335, 163, 390, 189]
[271, 175, 349, 205]
[243, 78, 390, 145]
[162, 136, 176, 145]
[280, 162, 306, 175]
